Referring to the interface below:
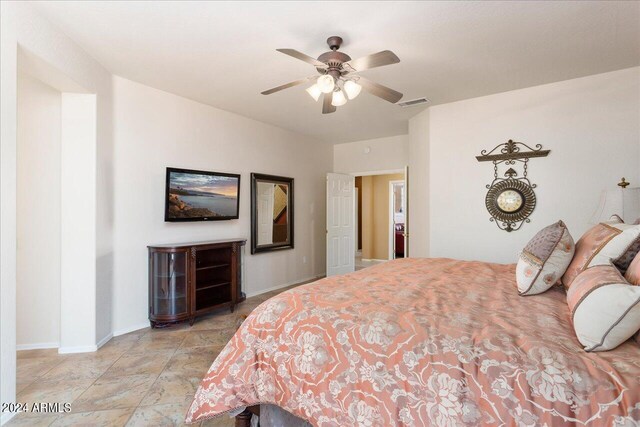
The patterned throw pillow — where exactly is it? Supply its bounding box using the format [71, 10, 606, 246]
[561, 218, 640, 289]
[516, 221, 575, 295]
[626, 252, 640, 286]
[567, 264, 640, 351]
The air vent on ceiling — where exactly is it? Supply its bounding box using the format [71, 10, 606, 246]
[397, 97, 430, 108]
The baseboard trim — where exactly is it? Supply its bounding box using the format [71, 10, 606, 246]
[244, 275, 324, 299]
[1, 411, 17, 426]
[58, 344, 98, 354]
[361, 258, 387, 262]
[96, 333, 113, 349]
[113, 322, 150, 337]
[16, 342, 59, 351]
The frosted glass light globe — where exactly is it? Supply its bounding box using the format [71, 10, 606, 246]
[306, 84, 322, 101]
[317, 75, 335, 94]
[331, 89, 348, 107]
[344, 80, 362, 100]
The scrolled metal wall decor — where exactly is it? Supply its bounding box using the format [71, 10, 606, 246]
[476, 140, 550, 232]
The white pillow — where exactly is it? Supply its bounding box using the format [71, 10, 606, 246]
[567, 264, 640, 351]
[516, 220, 575, 295]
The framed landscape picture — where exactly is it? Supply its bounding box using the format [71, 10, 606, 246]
[165, 167, 240, 222]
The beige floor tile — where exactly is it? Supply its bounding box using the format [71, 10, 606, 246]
[102, 350, 173, 378]
[189, 313, 239, 332]
[5, 412, 60, 426]
[126, 402, 191, 427]
[16, 349, 60, 360]
[139, 372, 201, 407]
[131, 331, 187, 352]
[41, 356, 117, 381]
[116, 328, 151, 341]
[64, 350, 123, 364]
[199, 414, 236, 427]
[96, 339, 138, 357]
[16, 377, 35, 394]
[71, 374, 158, 412]
[17, 357, 65, 381]
[18, 379, 95, 407]
[50, 408, 134, 427]
[234, 304, 262, 316]
[161, 348, 218, 377]
[179, 331, 231, 350]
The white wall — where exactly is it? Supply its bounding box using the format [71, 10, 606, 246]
[60, 93, 98, 352]
[427, 67, 640, 263]
[112, 76, 332, 335]
[408, 110, 430, 258]
[333, 135, 408, 174]
[1, 2, 112, 419]
[16, 74, 61, 349]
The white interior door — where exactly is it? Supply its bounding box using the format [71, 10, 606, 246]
[404, 165, 409, 258]
[327, 173, 355, 276]
[257, 182, 275, 245]
[354, 187, 359, 255]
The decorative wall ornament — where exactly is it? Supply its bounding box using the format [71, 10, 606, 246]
[476, 139, 550, 232]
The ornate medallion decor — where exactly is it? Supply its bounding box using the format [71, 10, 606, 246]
[476, 140, 550, 232]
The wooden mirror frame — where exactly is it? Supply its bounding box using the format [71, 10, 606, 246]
[250, 173, 294, 254]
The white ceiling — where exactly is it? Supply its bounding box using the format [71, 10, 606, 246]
[33, 1, 640, 144]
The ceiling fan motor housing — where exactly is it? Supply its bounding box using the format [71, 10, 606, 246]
[316, 51, 351, 76]
[316, 36, 351, 76]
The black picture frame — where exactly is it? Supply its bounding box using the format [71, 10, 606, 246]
[164, 167, 241, 222]
[250, 173, 294, 254]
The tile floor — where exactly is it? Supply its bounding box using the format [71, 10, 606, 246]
[354, 253, 386, 271]
[7, 284, 303, 427]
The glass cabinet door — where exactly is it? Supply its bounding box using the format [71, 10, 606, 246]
[151, 251, 188, 317]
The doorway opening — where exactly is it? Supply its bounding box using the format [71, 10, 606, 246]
[353, 172, 406, 271]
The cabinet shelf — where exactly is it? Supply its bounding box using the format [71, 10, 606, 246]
[196, 281, 230, 292]
[196, 263, 230, 271]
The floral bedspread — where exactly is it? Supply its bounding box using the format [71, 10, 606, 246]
[186, 258, 640, 426]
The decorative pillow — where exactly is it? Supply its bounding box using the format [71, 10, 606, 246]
[516, 221, 574, 295]
[567, 264, 640, 351]
[561, 218, 640, 289]
[625, 251, 640, 286]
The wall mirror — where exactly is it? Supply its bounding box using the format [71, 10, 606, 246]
[250, 173, 294, 254]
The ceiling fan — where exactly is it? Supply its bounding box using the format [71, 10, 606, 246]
[261, 36, 403, 114]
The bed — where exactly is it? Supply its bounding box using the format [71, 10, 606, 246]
[186, 258, 640, 426]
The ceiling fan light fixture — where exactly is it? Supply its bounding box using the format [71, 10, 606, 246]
[331, 89, 348, 107]
[306, 84, 322, 101]
[317, 75, 335, 94]
[344, 80, 362, 100]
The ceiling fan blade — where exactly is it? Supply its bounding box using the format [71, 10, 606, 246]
[343, 50, 400, 73]
[357, 77, 403, 104]
[322, 92, 336, 114]
[276, 49, 327, 68]
[261, 76, 317, 95]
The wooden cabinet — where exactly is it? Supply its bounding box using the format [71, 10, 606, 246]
[148, 239, 246, 328]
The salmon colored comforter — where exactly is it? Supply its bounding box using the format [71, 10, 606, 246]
[186, 258, 640, 426]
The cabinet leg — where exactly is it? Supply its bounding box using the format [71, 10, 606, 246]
[189, 317, 195, 326]
[150, 321, 156, 329]
[230, 304, 235, 313]
[235, 408, 252, 427]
